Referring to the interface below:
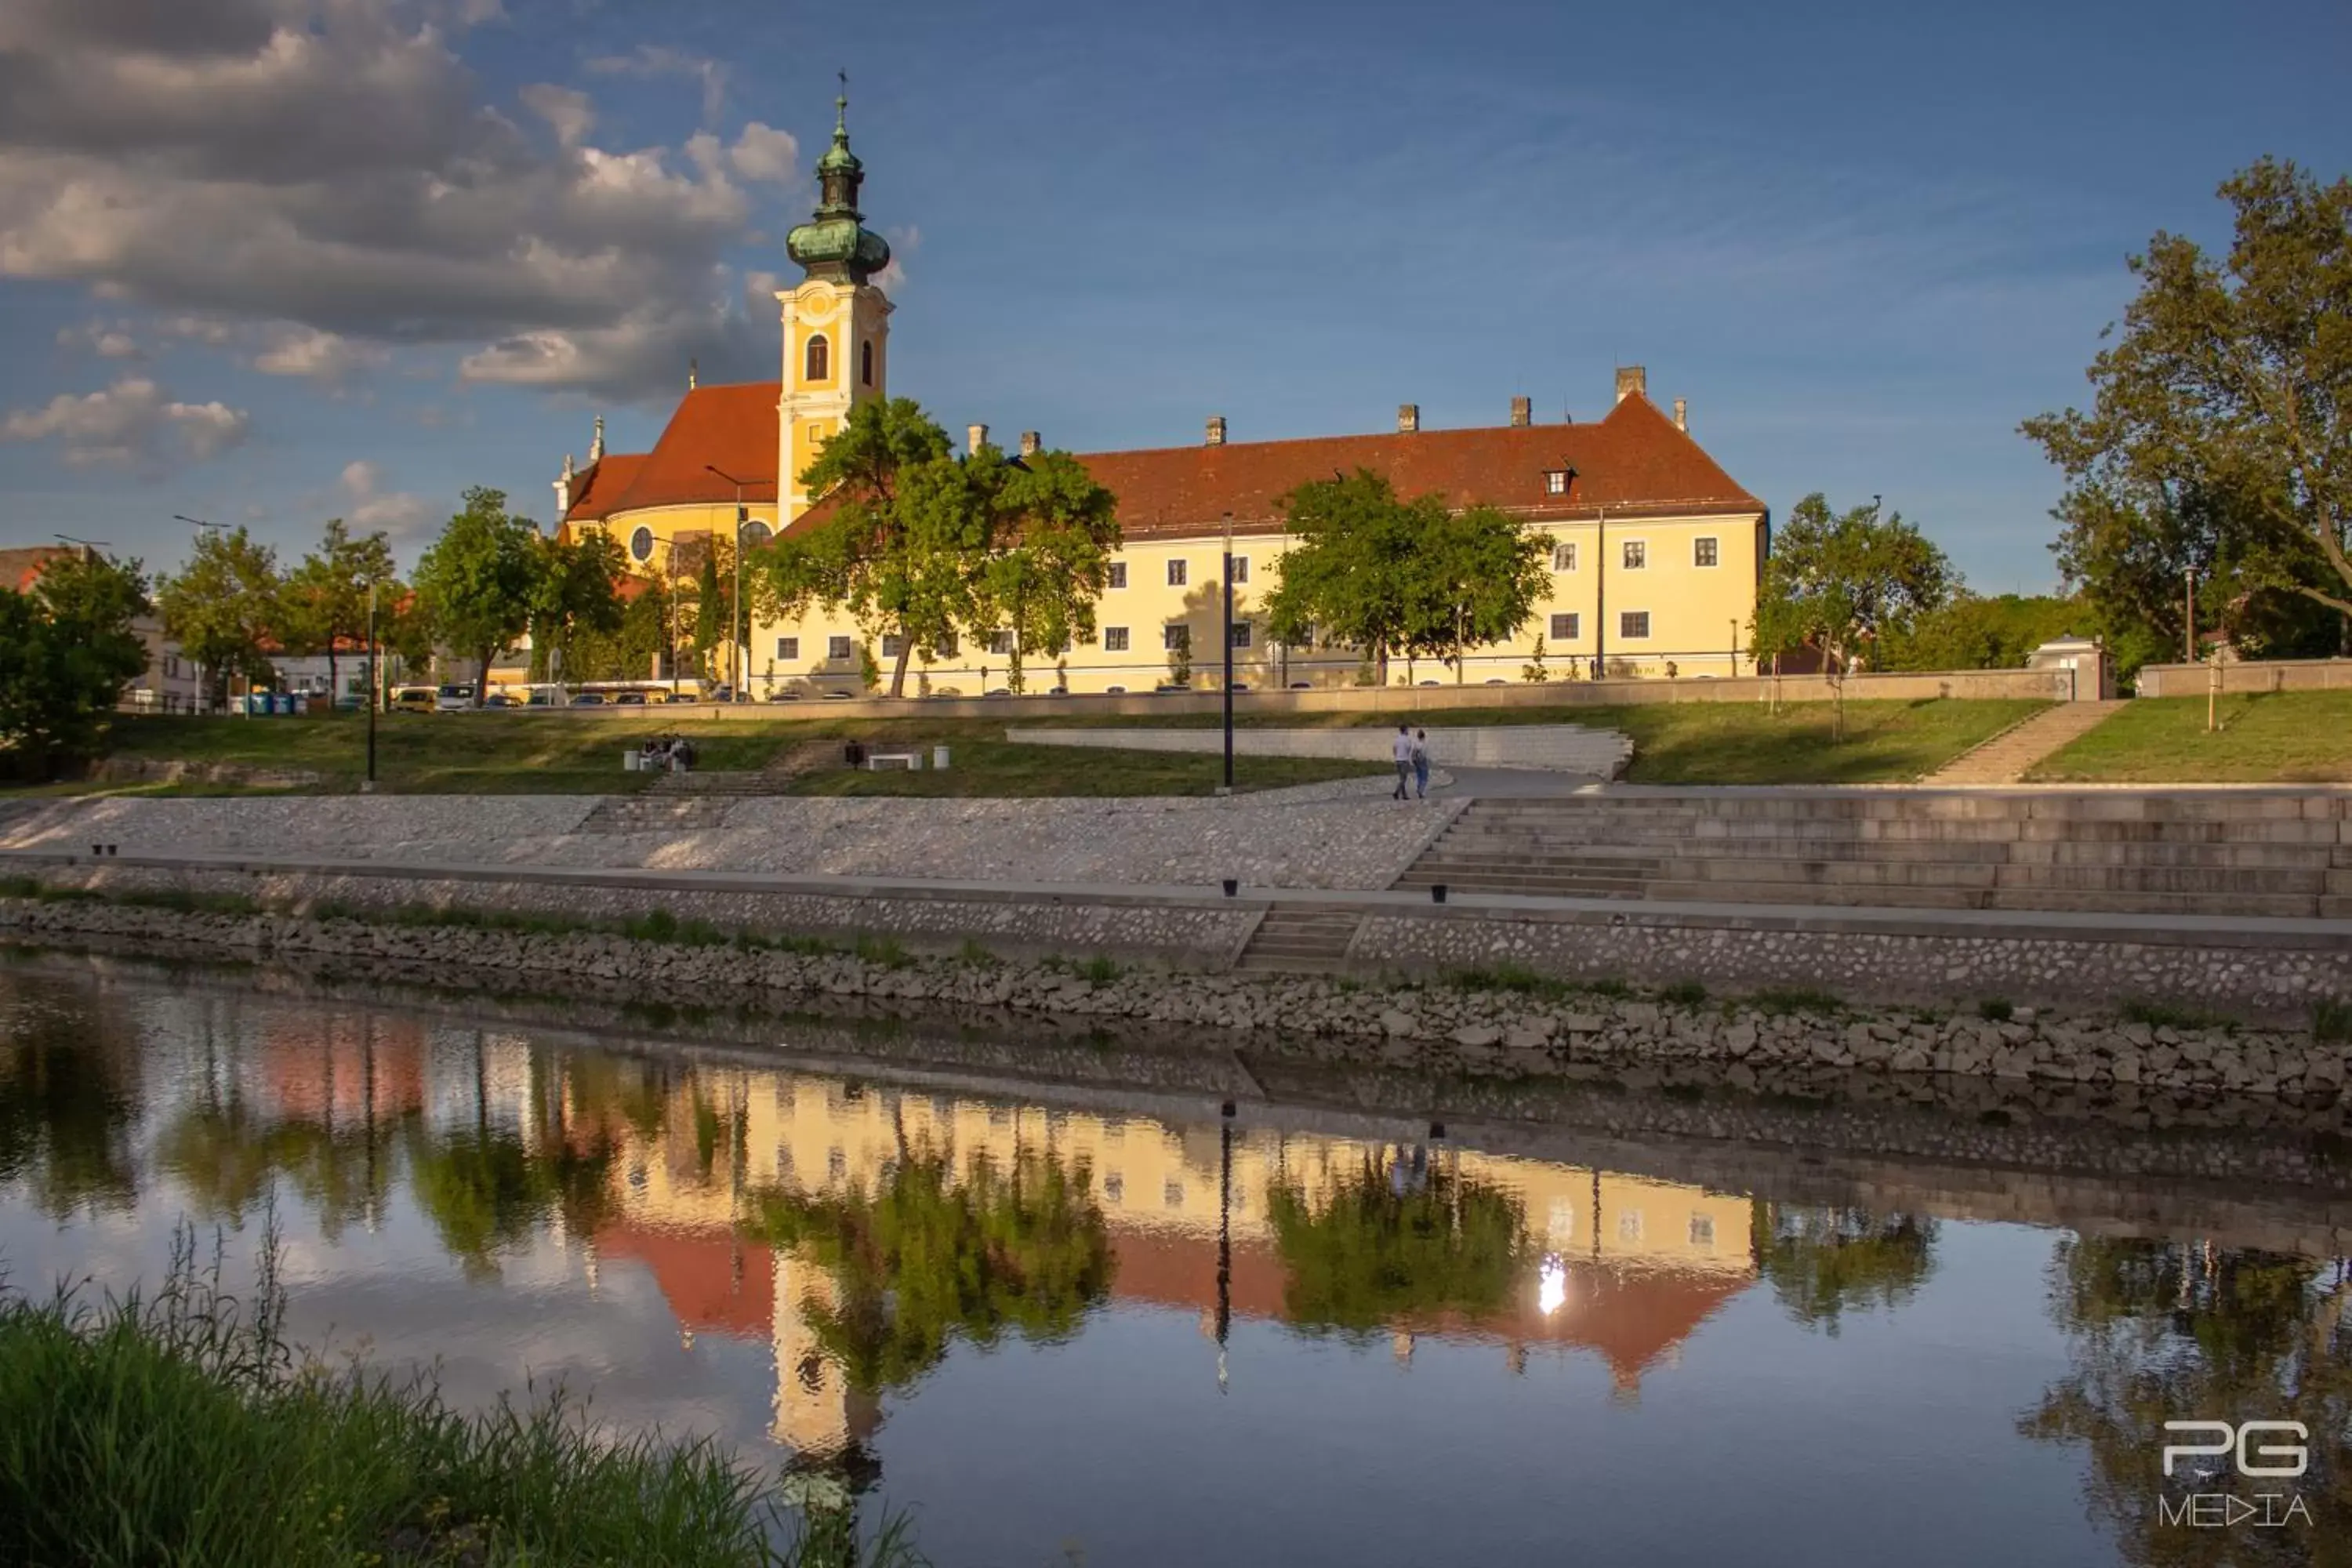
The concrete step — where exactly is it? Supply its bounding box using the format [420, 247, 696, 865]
[1236, 902, 1363, 973]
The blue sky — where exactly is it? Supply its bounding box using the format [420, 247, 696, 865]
[2, 0, 2346, 590]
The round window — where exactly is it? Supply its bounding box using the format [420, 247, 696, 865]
[740, 520, 773, 550]
[630, 525, 654, 563]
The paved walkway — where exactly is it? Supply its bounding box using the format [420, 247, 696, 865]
[1923, 700, 2125, 784]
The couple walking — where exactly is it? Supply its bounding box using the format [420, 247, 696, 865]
[1391, 724, 1432, 800]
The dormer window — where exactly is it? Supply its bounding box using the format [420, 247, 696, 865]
[804, 334, 829, 383]
[1544, 470, 1568, 496]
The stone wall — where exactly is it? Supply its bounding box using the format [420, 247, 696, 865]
[2134, 657, 2352, 699]
[5, 891, 2348, 1107]
[1007, 724, 1634, 775]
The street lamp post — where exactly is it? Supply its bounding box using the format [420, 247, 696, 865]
[174, 514, 231, 716]
[706, 466, 753, 702]
[365, 582, 379, 790]
[1221, 510, 1235, 792]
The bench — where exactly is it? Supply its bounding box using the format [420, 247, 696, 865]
[866, 750, 920, 771]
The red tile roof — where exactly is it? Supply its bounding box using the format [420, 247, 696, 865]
[563, 452, 649, 524]
[583, 386, 1762, 542]
[1, 545, 69, 594]
[603, 383, 782, 518]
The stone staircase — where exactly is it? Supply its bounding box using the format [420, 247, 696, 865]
[1389, 790, 2352, 918]
[1923, 700, 2125, 784]
[1236, 904, 1363, 974]
[648, 769, 785, 799]
[577, 793, 739, 835]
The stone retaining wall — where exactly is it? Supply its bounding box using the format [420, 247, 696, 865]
[6, 891, 2348, 1105]
[2136, 657, 2352, 699]
[1008, 724, 1632, 775]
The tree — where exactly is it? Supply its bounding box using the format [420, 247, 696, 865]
[1261, 470, 1438, 686]
[527, 530, 626, 684]
[759, 401, 1120, 699]
[1881, 592, 2087, 673]
[1267, 1152, 1529, 1336]
[283, 519, 395, 705]
[1406, 503, 1551, 682]
[411, 488, 543, 705]
[1749, 1204, 1939, 1334]
[1521, 633, 1551, 682]
[155, 525, 281, 707]
[2024, 158, 2352, 653]
[0, 552, 151, 779]
[1751, 494, 1958, 704]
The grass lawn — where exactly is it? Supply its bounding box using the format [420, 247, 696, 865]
[20, 698, 2053, 796]
[2027, 691, 2352, 783]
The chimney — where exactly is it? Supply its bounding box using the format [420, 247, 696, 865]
[1018, 430, 1041, 457]
[1672, 397, 1688, 432]
[1396, 403, 1420, 434]
[1205, 415, 1226, 446]
[1614, 365, 1646, 405]
[1509, 395, 1531, 428]
[966, 422, 989, 456]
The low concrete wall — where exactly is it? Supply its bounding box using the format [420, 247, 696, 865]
[2134, 658, 2352, 699]
[1007, 724, 1633, 775]
[467, 666, 2067, 725]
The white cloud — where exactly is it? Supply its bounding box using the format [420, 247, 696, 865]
[0, 2, 786, 401]
[875, 224, 920, 292]
[519, 82, 593, 149]
[2, 375, 251, 470]
[56, 319, 142, 358]
[339, 459, 437, 543]
[583, 44, 728, 125]
[254, 325, 386, 381]
[727, 123, 797, 185]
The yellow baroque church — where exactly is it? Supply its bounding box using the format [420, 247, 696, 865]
[553, 96, 1768, 697]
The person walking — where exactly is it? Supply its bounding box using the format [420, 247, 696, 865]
[1390, 724, 1414, 800]
[1411, 728, 1432, 800]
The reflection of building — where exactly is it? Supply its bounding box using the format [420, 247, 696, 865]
[258, 1014, 428, 1123]
[579, 1064, 1758, 1454]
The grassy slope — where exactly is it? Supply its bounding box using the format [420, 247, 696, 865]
[2027, 691, 2352, 783]
[46, 697, 2046, 796]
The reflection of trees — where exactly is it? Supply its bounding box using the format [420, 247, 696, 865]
[2023, 1238, 2352, 1565]
[0, 1004, 140, 1218]
[1749, 1204, 1938, 1333]
[743, 1143, 1112, 1397]
[1267, 1152, 1530, 1336]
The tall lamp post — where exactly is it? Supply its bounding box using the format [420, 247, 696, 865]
[364, 582, 379, 790]
[706, 466, 753, 702]
[174, 514, 232, 716]
[1221, 511, 1236, 792]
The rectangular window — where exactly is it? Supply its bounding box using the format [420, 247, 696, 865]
[1552, 541, 1577, 572]
[1104, 626, 1131, 652]
[1622, 540, 1646, 570]
[1549, 612, 1580, 641]
[1107, 561, 1127, 590]
[933, 632, 958, 658]
[1230, 622, 1252, 648]
[989, 630, 1015, 655]
[880, 633, 905, 658]
[1620, 611, 1651, 640]
[1163, 624, 1189, 652]
[1693, 536, 1719, 568]
[1230, 556, 1250, 584]
[827, 634, 852, 661]
[1689, 1213, 1717, 1247]
[1544, 470, 1568, 496]
[1166, 558, 1188, 587]
[775, 637, 800, 660]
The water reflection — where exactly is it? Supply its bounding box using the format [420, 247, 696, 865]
[5, 960, 2350, 1566]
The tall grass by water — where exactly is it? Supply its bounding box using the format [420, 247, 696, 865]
[0, 1222, 924, 1567]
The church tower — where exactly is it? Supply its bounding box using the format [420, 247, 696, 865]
[779, 90, 893, 521]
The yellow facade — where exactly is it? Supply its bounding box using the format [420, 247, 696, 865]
[779, 277, 891, 521]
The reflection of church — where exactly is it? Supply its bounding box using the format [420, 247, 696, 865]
[582, 1065, 1759, 1452]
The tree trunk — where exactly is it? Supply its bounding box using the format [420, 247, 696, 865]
[887, 622, 913, 699]
[477, 645, 494, 706]
[326, 634, 339, 713]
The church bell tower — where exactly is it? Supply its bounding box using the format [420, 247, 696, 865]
[779, 88, 893, 521]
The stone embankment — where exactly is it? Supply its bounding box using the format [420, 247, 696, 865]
[6, 894, 2346, 1103]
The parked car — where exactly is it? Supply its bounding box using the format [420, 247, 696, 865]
[570, 692, 607, 706]
[612, 691, 648, 706]
[483, 694, 514, 709]
[820, 690, 852, 702]
[766, 689, 800, 702]
[1104, 685, 1127, 695]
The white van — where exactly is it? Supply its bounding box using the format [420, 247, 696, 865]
[434, 683, 477, 712]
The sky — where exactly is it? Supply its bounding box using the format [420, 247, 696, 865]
[1, 0, 2347, 592]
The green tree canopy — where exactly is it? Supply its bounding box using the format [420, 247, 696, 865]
[2024, 158, 2352, 657]
[281, 519, 397, 702]
[1751, 494, 1957, 669]
[757, 400, 1119, 698]
[1261, 470, 1442, 686]
[411, 488, 544, 704]
[1881, 592, 2088, 673]
[155, 525, 282, 705]
[0, 551, 151, 779]
[527, 529, 626, 684]
[1405, 502, 1552, 681]
[1750, 1204, 1939, 1333]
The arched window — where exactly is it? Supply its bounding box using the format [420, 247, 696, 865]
[860, 339, 874, 387]
[804, 334, 829, 383]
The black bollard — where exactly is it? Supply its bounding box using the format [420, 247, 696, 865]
[1431, 884, 1447, 904]
[1222, 878, 1238, 897]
